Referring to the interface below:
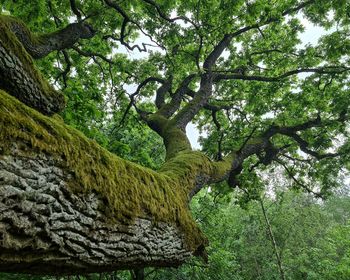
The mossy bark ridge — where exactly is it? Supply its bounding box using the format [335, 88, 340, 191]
[0, 16, 65, 115]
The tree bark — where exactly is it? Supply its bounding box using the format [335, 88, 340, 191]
[0, 16, 66, 115]
[0, 148, 191, 274]
[4, 15, 95, 59]
[0, 88, 213, 274]
[0, 14, 278, 275]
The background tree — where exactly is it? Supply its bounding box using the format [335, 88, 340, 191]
[151, 188, 350, 280]
[0, 0, 349, 276]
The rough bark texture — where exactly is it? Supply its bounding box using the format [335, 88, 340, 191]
[0, 41, 64, 115]
[0, 88, 212, 274]
[0, 147, 191, 274]
[9, 20, 95, 59]
[0, 15, 66, 115]
[1, 3, 341, 274]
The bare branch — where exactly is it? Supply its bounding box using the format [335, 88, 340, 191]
[72, 46, 115, 64]
[104, 0, 163, 53]
[275, 159, 323, 198]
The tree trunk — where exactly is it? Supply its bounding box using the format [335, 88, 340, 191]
[0, 15, 235, 275]
[0, 151, 190, 274]
[259, 198, 286, 280]
[0, 89, 211, 274]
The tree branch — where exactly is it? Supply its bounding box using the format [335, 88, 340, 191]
[171, 0, 318, 130]
[211, 113, 347, 190]
[120, 77, 165, 124]
[141, 0, 199, 28]
[0, 90, 215, 274]
[4, 15, 95, 59]
[214, 66, 350, 82]
[69, 0, 82, 20]
[104, 0, 162, 52]
[0, 17, 65, 115]
[203, 0, 316, 71]
[157, 74, 197, 119]
[275, 158, 323, 198]
[155, 78, 172, 109]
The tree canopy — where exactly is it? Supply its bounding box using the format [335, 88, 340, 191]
[0, 0, 349, 276]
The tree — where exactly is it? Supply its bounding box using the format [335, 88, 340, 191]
[151, 189, 350, 280]
[0, 0, 349, 275]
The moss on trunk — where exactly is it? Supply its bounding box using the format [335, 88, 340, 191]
[0, 89, 207, 252]
[0, 15, 65, 114]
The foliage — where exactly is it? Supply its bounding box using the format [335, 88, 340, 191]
[151, 189, 350, 280]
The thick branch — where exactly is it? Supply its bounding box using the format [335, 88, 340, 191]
[0, 90, 213, 274]
[157, 74, 197, 119]
[155, 78, 172, 109]
[69, 0, 82, 20]
[211, 114, 346, 190]
[0, 152, 191, 274]
[173, 1, 317, 129]
[0, 17, 65, 115]
[4, 15, 95, 59]
[172, 73, 213, 130]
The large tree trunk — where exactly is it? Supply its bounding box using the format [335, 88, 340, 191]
[0, 14, 229, 275]
[0, 148, 191, 274]
[0, 89, 209, 274]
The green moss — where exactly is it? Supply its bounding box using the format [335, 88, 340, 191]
[0, 15, 65, 113]
[147, 113, 193, 160]
[160, 150, 214, 193]
[0, 90, 207, 251]
[163, 126, 192, 160]
[211, 153, 235, 182]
